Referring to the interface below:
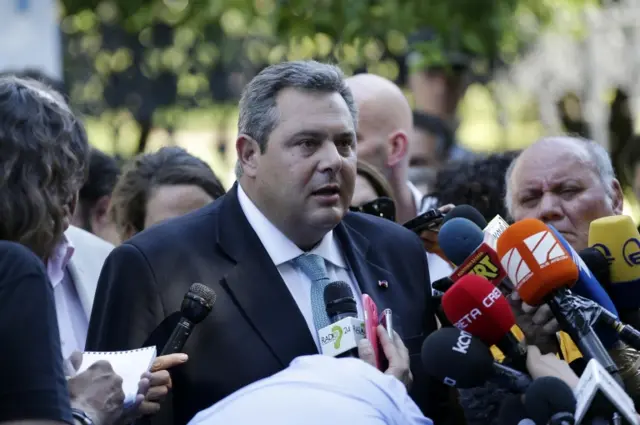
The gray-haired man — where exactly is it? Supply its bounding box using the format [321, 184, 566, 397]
[87, 60, 446, 425]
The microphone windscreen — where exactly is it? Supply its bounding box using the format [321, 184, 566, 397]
[498, 395, 532, 425]
[496, 218, 578, 306]
[323, 281, 353, 304]
[589, 215, 640, 309]
[442, 275, 515, 346]
[579, 247, 612, 288]
[524, 376, 576, 425]
[182, 283, 216, 323]
[438, 217, 485, 266]
[432, 276, 455, 293]
[443, 204, 489, 229]
[421, 327, 494, 389]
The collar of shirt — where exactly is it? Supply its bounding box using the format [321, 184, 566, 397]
[406, 180, 424, 215]
[237, 184, 347, 270]
[46, 235, 75, 288]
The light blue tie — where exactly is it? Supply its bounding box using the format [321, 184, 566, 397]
[292, 253, 332, 330]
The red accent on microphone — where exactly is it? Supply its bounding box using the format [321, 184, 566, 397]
[450, 240, 508, 287]
[442, 275, 516, 346]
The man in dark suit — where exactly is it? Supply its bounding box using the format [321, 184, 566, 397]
[86, 60, 443, 425]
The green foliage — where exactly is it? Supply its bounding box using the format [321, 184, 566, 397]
[60, 0, 575, 72]
[59, 0, 590, 157]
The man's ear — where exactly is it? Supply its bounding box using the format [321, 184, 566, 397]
[386, 130, 408, 168]
[236, 135, 261, 178]
[611, 178, 624, 215]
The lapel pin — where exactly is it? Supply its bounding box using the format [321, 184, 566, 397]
[378, 280, 389, 289]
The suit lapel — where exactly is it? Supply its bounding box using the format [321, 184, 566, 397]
[334, 217, 397, 313]
[66, 257, 95, 319]
[216, 185, 317, 367]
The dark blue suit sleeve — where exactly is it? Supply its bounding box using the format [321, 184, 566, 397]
[85, 243, 166, 351]
[0, 241, 73, 424]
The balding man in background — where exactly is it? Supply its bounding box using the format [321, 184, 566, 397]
[458, 137, 640, 424]
[345, 74, 419, 223]
[346, 73, 461, 424]
[346, 74, 453, 283]
[504, 136, 640, 392]
[506, 137, 624, 252]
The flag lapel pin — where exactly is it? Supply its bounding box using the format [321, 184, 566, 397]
[378, 280, 389, 289]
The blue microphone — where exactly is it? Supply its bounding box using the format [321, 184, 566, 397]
[547, 224, 620, 348]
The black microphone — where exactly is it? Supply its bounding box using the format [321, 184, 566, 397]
[432, 291, 453, 328]
[579, 247, 612, 292]
[499, 395, 535, 425]
[324, 282, 357, 321]
[421, 327, 531, 390]
[442, 204, 488, 229]
[320, 282, 362, 358]
[160, 283, 216, 355]
[432, 276, 455, 293]
[597, 308, 640, 350]
[524, 376, 576, 425]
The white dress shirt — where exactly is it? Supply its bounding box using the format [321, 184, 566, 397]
[47, 237, 88, 359]
[406, 181, 454, 285]
[237, 185, 363, 350]
[188, 355, 433, 425]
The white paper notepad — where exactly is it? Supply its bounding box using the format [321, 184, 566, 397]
[77, 346, 157, 406]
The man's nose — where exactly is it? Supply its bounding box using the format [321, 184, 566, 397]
[536, 193, 564, 223]
[317, 142, 342, 174]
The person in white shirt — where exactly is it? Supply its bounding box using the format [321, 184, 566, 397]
[188, 325, 431, 425]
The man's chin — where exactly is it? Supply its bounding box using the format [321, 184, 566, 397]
[309, 207, 345, 228]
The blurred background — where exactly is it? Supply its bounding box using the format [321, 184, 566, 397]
[2, 0, 640, 218]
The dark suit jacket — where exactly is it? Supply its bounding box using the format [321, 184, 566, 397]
[85, 184, 448, 424]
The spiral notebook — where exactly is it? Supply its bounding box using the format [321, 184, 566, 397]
[77, 346, 157, 406]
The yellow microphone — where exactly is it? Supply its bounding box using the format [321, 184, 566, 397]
[589, 215, 640, 310]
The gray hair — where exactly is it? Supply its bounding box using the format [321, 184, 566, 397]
[504, 137, 616, 217]
[235, 60, 358, 177]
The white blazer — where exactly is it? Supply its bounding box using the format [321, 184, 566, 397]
[64, 225, 114, 318]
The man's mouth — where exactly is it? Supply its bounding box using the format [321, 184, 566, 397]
[312, 185, 340, 196]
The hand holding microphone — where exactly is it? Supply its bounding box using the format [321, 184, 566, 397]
[510, 291, 561, 355]
[526, 345, 579, 389]
[496, 218, 622, 385]
[320, 282, 411, 386]
[358, 325, 413, 389]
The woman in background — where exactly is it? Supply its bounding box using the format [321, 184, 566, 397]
[351, 160, 396, 222]
[110, 147, 226, 242]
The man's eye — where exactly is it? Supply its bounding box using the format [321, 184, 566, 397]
[520, 196, 537, 206]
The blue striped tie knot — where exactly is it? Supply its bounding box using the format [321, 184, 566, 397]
[292, 253, 332, 330]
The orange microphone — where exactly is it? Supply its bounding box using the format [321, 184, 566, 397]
[496, 218, 622, 384]
[496, 218, 578, 306]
